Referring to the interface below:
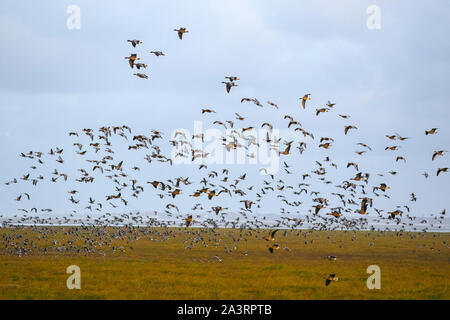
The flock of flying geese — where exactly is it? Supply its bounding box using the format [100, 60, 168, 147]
[124, 28, 189, 79]
[1, 27, 449, 288]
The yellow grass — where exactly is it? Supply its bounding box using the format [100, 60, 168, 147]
[0, 228, 448, 300]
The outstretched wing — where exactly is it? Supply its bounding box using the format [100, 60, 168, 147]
[271, 229, 278, 238]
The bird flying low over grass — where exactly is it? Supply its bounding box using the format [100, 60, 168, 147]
[268, 243, 280, 253]
[265, 230, 278, 241]
[325, 274, 338, 286]
[185, 215, 193, 227]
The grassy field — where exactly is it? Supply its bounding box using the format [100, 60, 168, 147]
[0, 227, 448, 300]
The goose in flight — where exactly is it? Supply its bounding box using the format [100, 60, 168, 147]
[326, 100, 336, 108]
[356, 198, 370, 215]
[437, 168, 448, 176]
[432, 150, 447, 161]
[300, 94, 311, 109]
[127, 39, 142, 47]
[150, 51, 165, 56]
[279, 144, 291, 155]
[240, 200, 254, 210]
[327, 211, 342, 218]
[357, 143, 372, 150]
[325, 274, 338, 286]
[344, 125, 357, 135]
[185, 215, 193, 227]
[313, 204, 326, 215]
[170, 189, 182, 198]
[385, 146, 399, 151]
[267, 101, 279, 109]
[265, 230, 278, 241]
[425, 128, 438, 135]
[268, 243, 280, 253]
[124, 54, 139, 68]
[262, 122, 273, 132]
[347, 162, 359, 171]
[316, 108, 330, 116]
[134, 73, 148, 79]
[134, 63, 147, 70]
[395, 133, 410, 141]
[174, 27, 189, 39]
[212, 206, 227, 215]
[318, 142, 332, 149]
[222, 81, 237, 93]
[388, 210, 403, 219]
[166, 203, 179, 212]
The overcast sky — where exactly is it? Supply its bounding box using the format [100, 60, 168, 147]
[0, 1, 449, 225]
